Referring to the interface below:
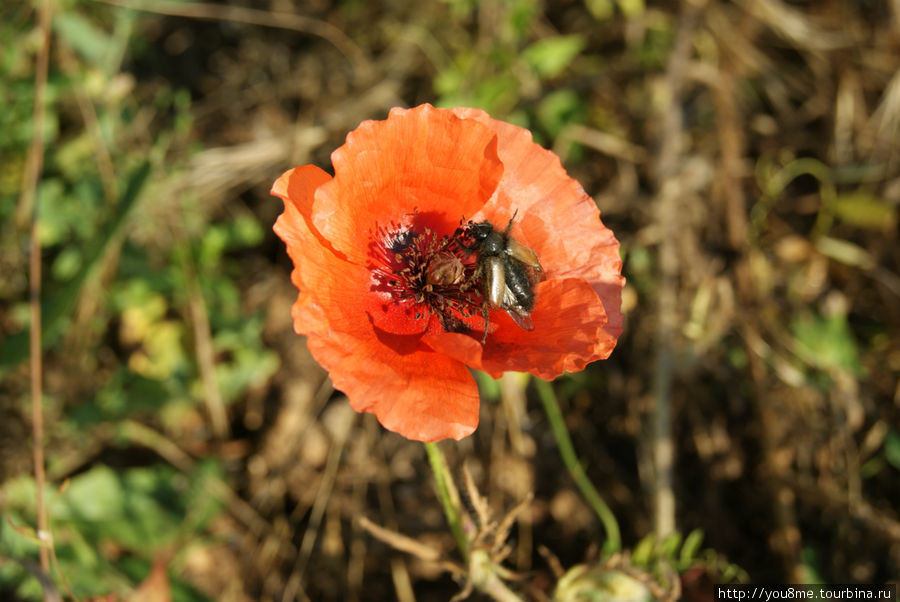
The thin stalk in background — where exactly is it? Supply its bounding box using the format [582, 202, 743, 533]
[19, 0, 54, 573]
[650, 0, 706, 541]
[534, 378, 621, 555]
[423, 441, 468, 561]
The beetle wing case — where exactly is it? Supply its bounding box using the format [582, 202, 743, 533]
[485, 256, 506, 307]
[505, 237, 542, 272]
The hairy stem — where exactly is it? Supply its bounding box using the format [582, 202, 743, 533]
[535, 379, 621, 554]
[424, 442, 468, 560]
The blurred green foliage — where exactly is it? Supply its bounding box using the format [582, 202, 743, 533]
[2, 461, 220, 600]
[1, 3, 274, 599]
[631, 529, 748, 584]
[434, 0, 599, 144]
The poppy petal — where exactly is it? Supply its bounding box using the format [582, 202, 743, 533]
[288, 257, 479, 442]
[272, 165, 335, 252]
[451, 107, 624, 345]
[273, 168, 373, 340]
[312, 104, 504, 266]
[273, 166, 479, 442]
[425, 277, 611, 380]
[306, 330, 479, 442]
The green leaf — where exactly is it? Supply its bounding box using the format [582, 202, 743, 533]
[34, 178, 68, 246]
[55, 464, 125, 523]
[474, 370, 502, 402]
[522, 35, 585, 79]
[859, 455, 885, 479]
[507, 0, 539, 37]
[536, 89, 585, 137]
[791, 312, 861, 376]
[679, 529, 704, 566]
[797, 546, 825, 585]
[585, 0, 615, 20]
[231, 214, 264, 246]
[53, 12, 113, 66]
[617, 0, 645, 18]
[884, 428, 900, 470]
[630, 533, 654, 566]
[209, 313, 280, 402]
[816, 236, 875, 269]
[833, 191, 897, 230]
[51, 247, 83, 280]
[52, 464, 186, 551]
[434, 64, 467, 99]
[4, 516, 43, 547]
[472, 74, 520, 114]
[659, 531, 682, 560]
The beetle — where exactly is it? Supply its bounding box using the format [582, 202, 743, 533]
[457, 214, 544, 341]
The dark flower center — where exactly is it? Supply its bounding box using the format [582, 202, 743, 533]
[370, 218, 482, 333]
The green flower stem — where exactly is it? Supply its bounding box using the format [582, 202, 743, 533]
[424, 441, 468, 560]
[535, 378, 621, 554]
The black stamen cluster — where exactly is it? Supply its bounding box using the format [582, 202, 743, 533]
[369, 219, 483, 332]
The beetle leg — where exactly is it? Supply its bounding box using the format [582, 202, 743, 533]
[480, 305, 490, 344]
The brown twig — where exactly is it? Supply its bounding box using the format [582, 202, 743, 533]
[182, 253, 229, 440]
[18, 0, 54, 574]
[498, 372, 528, 457]
[358, 517, 443, 563]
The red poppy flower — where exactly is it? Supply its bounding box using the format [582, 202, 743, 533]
[272, 104, 623, 442]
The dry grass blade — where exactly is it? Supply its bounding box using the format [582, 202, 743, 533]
[92, 0, 374, 83]
[555, 124, 646, 164]
[463, 463, 491, 531]
[866, 69, 900, 158]
[19, 0, 54, 574]
[737, 0, 849, 51]
[358, 516, 442, 563]
[182, 254, 228, 440]
[493, 493, 533, 556]
[537, 545, 564, 580]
